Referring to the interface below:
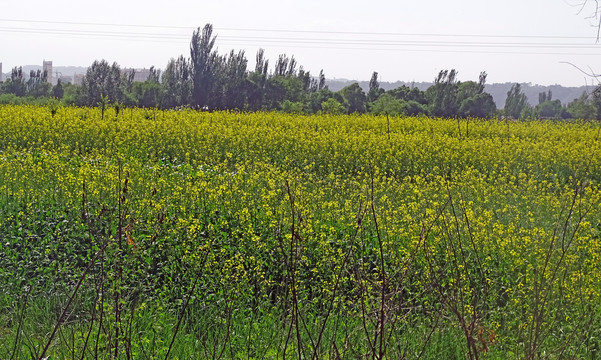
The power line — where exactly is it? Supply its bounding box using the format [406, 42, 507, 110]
[1, 18, 600, 57]
[0, 17, 599, 40]
[219, 42, 601, 56]
[0, 18, 194, 30]
[2, 25, 600, 49]
[0, 26, 188, 40]
[1, 26, 600, 51]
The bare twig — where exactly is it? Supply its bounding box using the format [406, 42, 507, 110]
[164, 237, 213, 360]
[9, 284, 32, 360]
[571, 0, 601, 41]
[39, 244, 107, 360]
[560, 62, 601, 82]
[312, 198, 366, 359]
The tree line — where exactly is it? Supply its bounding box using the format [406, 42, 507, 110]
[1, 23, 600, 119]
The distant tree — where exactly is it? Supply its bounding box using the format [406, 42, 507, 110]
[535, 99, 564, 119]
[26, 69, 51, 98]
[122, 69, 135, 95]
[60, 82, 81, 106]
[456, 72, 486, 101]
[274, 54, 297, 77]
[538, 90, 552, 105]
[261, 54, 312, 110]
[52, 79, 64, 99]
[296, 66, 313, 93]
[370, 93, 428, 116]
[426, 69, 459, 117]
[457, 72, 496, 118]
[459, 92, 497, 118]
[161, 56, 192, 108]
[339, 83, 367, 114]
[132, 81, 162, 108]
[538, 92, 546, 105]
[321, 97, 345, 115]
[388, 85, 427, 104]
[255, 48, 269, 76]
[80, 60, 123, 106]
[147, 66, 161, 83]
[317, 69, 327, 91]
[566, 92, 597, 120]
[190, 24, 217, 109]
[264, 75, 304, 110]
[64, 25, 328, 112]
[2, 67, 26, 97]
[280, 100, 305, 114]
[370, 93, 405, 116]
[403, 100, 428, 116]
[220, 50, 248, 110]
[306, 88, 339, 114]
[367, 71, 385, 104]
[246, 49, 269, 111]
[504, 83, 529, 119]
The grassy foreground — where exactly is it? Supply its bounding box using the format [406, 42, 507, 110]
[1, 105, 601, 359]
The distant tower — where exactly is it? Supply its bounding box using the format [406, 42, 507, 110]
[0, 62, 3, 82]
[43, 60, 53, 84]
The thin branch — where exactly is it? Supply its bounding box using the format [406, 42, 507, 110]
[39, 244, 107, 360]
[560, 61, 601, 82]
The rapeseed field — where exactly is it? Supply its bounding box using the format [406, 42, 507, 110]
[1, 105, 600, 359]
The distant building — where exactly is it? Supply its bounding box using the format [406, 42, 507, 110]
[73, 73, 84, 85]
[58, 75, 73, 84]
[0, 62, 3, 82]
[43, 60, 53, 84]
[122, 68, 152, 82]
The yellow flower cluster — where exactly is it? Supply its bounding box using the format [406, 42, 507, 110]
[1, 105, 600, 355]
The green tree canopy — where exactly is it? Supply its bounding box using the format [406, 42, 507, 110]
[566, 92, 598, 120]
[426, 69, 459, 117]
[190, 24, 217, 109]
[535, 99, 565, 119]
[370, 93, 427, 116]
[459, 92, 496, 118]
[456, 73, 496, 118]
[161, 56, 192, 108]
[321, 97, 345, 115]
[52, 79, 64, 99]
[370, 93, 405, 116]
[80, 60, 123, 106]
[26, 69, 51, 98]
[339, 83, 367, 114]
[387, 85, 427, 104]
[1, 67, 26, 97]
[367, 71, 385, 105]
[504, 83, 529, 119]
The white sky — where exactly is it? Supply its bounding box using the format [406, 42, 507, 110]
[2, 0, 601, 86]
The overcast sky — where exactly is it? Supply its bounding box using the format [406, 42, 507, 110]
[2, 0, 601, 86]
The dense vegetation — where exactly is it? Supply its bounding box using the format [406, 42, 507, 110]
[2, 24, 600, 119]
[0, 104, 600, 358]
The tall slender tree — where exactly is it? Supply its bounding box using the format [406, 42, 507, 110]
[162, 56, 192, 108]
[190, 24, 217, 109]
[2, 67, 26, 97]
[247, 49, 270, 111]
[26, 69, 51, 98]
[80, 60, 123, 106]
[367, 71, 384, 103]
[426, 69, 459, 117]
[504, 83, 529, 119]
[217, 50, 248, 109]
